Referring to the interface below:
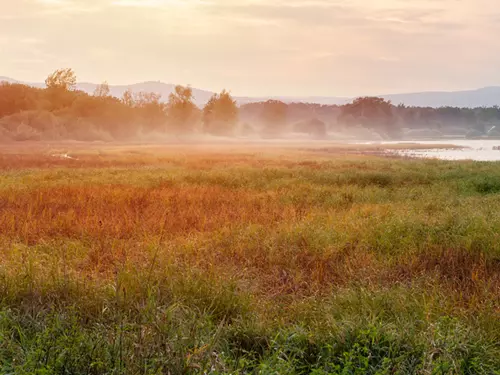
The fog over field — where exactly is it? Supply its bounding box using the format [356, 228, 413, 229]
[2, 70, 500, 146]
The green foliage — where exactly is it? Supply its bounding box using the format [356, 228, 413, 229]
[470, 176, 500, 195]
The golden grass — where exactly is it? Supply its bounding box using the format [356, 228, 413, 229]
[0, 142, 499, 374]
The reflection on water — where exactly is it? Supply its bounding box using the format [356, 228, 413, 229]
[377, 140, 500, 161]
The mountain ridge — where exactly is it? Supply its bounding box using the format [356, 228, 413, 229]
[1, 76, 499, 108]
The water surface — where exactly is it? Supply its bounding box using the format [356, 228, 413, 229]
[383, 140, 500, 161]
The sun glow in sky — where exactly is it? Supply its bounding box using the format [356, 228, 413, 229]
[1, 0, 500, 96]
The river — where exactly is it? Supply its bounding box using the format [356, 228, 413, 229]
[379, 140, 500, 161]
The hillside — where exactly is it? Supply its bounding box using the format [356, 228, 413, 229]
[382, 87, 500, 108]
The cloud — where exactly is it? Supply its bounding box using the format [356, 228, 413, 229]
[112, 0, 172, 7]
[111, 0, 209, 8]
[203, 0, 465, 34]
[1, 0, 500, 96]
[33, 0, 103, 14]
[35, 0, 67, 4]
[12, 58, 47, 64]
[20, 37, 45, 45]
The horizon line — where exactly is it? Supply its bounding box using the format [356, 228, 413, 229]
[1, 75, 499, 100]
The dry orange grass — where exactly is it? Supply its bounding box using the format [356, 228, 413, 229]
[0, 185, 293, 242]
[1, 143, 500, 373]
[0, 143, 499, 302]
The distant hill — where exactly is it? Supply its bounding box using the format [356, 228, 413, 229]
[381, 87, 500, 108]
[0, 77, 20, 84]
[1, 76, 499, 108]
[76, 81, 216, 106]
[0, 78, 215, 106]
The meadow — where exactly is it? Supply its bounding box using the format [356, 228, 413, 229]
[0, 142, 499, 374]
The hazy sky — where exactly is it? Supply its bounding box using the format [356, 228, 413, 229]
[1, 0, 500, 97]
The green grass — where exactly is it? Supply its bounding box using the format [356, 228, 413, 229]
[0, 146, 499, 374]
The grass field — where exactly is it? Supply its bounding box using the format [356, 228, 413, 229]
[0, 142, 499, 374]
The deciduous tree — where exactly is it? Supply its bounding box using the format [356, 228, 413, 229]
[45, 68, 77, 91]
[166, 85, 199, 134]
[94, 81, 110, 97]
[203, 90, 238, 135]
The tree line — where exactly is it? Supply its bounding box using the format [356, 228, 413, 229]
[0, 69, 239, 141]
[1, 68, 500, 142]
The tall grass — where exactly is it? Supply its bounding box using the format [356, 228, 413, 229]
[0, 145, 499, 374]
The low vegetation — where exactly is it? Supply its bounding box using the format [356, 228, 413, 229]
[0, 143, 499, 374]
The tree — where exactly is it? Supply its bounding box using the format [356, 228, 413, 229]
[94, 81, 110, 97]
[203, 90, 238, 135]
[122, 89, 135, 107]
[43, 69, 78, 111]
[342, 97, 392, 121]
[166, 85, 199, 134]
[340, 97, 399, 138]
[0, 83, 42, 118]
[134, 91, 166, 131]
[135, 92, 162, 107]
[259, 100, 288, 137]
[293, 118, 327, 139]
[45, 68, 77, 91]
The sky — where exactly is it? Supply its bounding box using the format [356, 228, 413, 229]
[1, 0, 500, 97]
